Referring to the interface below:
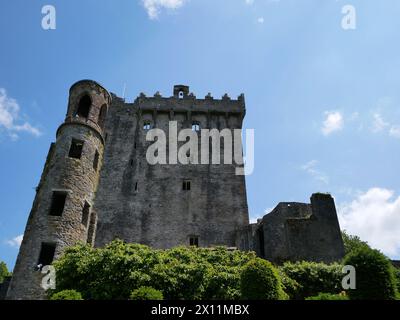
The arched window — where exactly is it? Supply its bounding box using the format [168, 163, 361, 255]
[76, 95, 91, 119]
[192, 121, 201, 132]
[98, 104, 107, 129]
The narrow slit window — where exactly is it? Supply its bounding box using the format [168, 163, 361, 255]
[49, 191, 67, 216]
[98, 104, 107, 129]
[134, 182, 138, 192]
[87, 211, 97, 246]
[68, 139, 84, 159]
[93, 150, 99, 171]
[182, 180, 191, 191]
[38, 242, 56, 267]
[189, 236, 199, 247]
[81, 202, 91, 228]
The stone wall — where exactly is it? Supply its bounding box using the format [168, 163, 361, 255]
[94, 86, 249, 249]
[239, 193, 345, 263]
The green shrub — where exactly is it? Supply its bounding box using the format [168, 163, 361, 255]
[49, 290, 83, 300]
[130, 287, 163, 300]
[305, 292, 348, 300]
[279, 270, 301, 300]
[280, 261, 342, 299]
[52, 240, 256, 300]
[240, 258, 285, 300]
[343, 247, 398, 300]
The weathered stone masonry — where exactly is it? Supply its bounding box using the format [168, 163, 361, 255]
[6, 80, 344, 299]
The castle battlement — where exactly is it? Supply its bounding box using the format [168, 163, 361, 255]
[125, 85, 246, 115]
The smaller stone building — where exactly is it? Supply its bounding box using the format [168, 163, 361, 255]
[238, 193, 345, 263]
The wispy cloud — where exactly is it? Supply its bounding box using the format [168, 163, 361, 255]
[141, 0, 187, 20]
[371, 113, 389, 133]
[6, 234, 23, 248]
[0, 88, 41, 140]
[250, 207, 273, 224]
[301, 160, 329, 184]
[389, 126, 400, 139]
[368, 97, 400, 139]
[321, 111, 344, 136]
[338, 188, 400, 258]
[370, 113, 400, 140]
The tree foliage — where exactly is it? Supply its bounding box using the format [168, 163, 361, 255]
[305, 292, 348, 300]
[49, 289, 83, 300]
[130, 287, 163, 300]
[341, 230, 370, 256]
[0, 261, 11, 284]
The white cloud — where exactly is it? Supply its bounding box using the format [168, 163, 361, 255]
[338, 188, 400, 258]
[372, 113, 389, 133]
[6, 234, 23, 248]
[245, 0, 254, 5]
[321, 111, 344, 136]
[257, 17, 264, 24]
[0, 88, 41, 140]
[250, 217, 259, 224]
[389, 126, 400, 139]
[250, 207, 274, 224]
[370, 113, 400, 139]
[142, 0, 187, 20]
[301, 160, 329, 184]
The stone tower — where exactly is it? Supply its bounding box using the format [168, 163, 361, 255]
[6, 80, 111, 299]
[93, 84, 249, 249]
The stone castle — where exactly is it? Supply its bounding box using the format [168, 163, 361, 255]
[6, 80, 344, 299]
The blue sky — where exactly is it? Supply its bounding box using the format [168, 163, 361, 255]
[1, 0, 400, 269]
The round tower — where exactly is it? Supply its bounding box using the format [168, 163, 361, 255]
[6, 80, 111, 300]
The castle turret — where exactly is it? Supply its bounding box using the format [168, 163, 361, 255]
[6, 80, 111, 300]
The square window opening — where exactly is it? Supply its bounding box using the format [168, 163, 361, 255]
[68, 139, 84, 159]
[189, 236, 199, 247]
[182, 180, 191, 191]
[143, 122, 152, 130]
